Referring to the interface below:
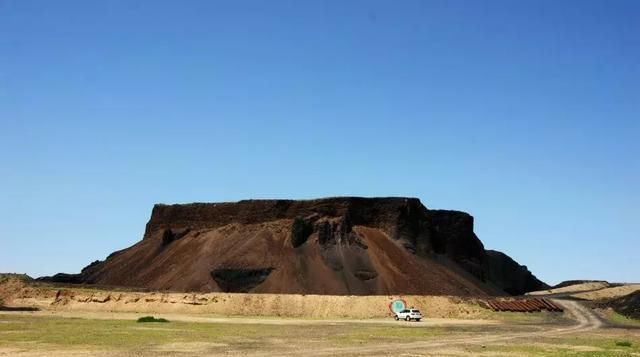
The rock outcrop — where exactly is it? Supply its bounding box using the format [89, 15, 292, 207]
[486, 250, 548, 295]
[40, 197, 546, 296]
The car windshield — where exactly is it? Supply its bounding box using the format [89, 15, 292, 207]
[411, 310, 420, 313]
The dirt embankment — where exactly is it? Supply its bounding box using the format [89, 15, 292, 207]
[573, 285, 640, 301]
[596, 290, 640, 319]
[527, 282, 611, 296]
[528, 281, 640, 301]
[1, 278, 487, 319]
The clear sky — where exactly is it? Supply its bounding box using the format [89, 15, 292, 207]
[1, 1, 638, 285]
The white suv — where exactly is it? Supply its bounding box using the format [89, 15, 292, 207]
[395, 308, 422, 321]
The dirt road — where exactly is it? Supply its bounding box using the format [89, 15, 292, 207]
[0, 310, 498, 327]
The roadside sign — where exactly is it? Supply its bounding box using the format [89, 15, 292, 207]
[389, 298, 407, 314]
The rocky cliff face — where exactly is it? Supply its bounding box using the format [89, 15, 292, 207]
[485, 250, 548, 295]
[45, 197, 546, 296]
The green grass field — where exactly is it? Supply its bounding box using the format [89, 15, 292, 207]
[606, 310, 640, 327]
[0, 313, 449, 355]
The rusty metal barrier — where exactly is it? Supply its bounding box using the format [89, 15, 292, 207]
[480, 298, 563, 313]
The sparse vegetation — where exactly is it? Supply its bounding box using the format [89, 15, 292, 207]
[0, 273, 32, 283]
[468, 336, 640, 356]
[137, 316, 169, 323]
[605, 310, 640, 326]
[475, 308, 571, 324]
[0, 314, 449, 353]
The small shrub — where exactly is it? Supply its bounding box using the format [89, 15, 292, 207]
[616, 340, 632, 347]
[137, 316, 169, 323]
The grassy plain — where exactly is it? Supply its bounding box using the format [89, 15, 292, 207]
[1, 311, 638, 356]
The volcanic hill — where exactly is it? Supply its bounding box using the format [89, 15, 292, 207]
[43, 197, 547, 296]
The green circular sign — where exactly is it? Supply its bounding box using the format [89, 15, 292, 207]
[389, 299, 407, 314]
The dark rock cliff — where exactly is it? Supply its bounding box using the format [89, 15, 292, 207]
[143, 198, 487, 265]
[486, 250, 548, 295]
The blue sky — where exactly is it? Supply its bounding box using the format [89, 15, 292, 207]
[1, 0, 638, 285]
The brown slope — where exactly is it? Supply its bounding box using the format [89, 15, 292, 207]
[42, 197, 544, 296]
[81, 222, 494, 295]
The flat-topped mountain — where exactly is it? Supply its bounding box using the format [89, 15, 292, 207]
[41, 197, 547, 295]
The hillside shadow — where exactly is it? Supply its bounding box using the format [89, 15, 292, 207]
[0, 306, 39, 312]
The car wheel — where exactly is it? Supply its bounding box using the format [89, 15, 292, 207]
[416, 318, 421, 322]
[394, 316, 399, 321]
[405, 316, 410, 321]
